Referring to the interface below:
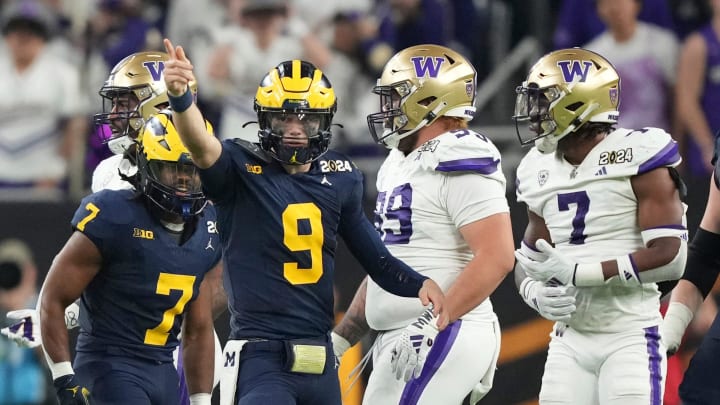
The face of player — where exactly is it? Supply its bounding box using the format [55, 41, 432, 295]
[107, 92, 141, 138]
[527, 90, 551, 136]
[268, 113, 321, 147]
[153, 162, 202, 195]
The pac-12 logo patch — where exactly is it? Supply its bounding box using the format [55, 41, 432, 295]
[538, 170, 549, 186]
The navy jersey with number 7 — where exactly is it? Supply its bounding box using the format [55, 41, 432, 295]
[70, 188, 221, 362]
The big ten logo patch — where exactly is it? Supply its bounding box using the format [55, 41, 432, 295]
[133, 228, 155, 240]
[245, 164, 262, 174]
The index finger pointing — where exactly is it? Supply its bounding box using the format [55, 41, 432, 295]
[164, 38, 176, 58]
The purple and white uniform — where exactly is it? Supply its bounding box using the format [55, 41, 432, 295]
[516, 126, 685, 404]
[364, 129, 508, 404]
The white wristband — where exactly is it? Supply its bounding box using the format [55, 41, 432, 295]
[189, 393, 211, 405]
[519, 277, 540, 310]
[573, 262, 605, 286]
[615, 254, 640, 285]
[47, 360, 74, 380]
[331, 331, 351, 358]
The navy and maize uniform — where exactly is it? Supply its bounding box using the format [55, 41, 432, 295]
[678, 133, 720, 405]
[68, 188, 221, 405]
[200, 140, 427, 404]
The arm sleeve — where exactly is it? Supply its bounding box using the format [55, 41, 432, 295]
[681, 228, 720, 298]
[338, 174, 427, 297]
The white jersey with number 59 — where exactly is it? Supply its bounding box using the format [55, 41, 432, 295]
[516, 127, 685, 333]
[365, 129, 509, 331]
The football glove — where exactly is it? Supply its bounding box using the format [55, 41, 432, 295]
[54, 374, 90, 405]
[2, 309, 41, 348]
[519, 278, 577, 322]
[391, 308, 439, 382]
[515, 239, 576, 286]
[2, 303, 81, 349]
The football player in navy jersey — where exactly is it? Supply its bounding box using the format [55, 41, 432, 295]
[38, 111, 222, 405]
[662, 137, 720, 403]
[162, 38, 445, 405]
[3, 52, 226, 405]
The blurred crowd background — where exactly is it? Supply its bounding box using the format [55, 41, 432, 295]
[1, 0, 720, 404]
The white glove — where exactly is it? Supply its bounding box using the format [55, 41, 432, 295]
[519, 278, 576, 322]
[2, 309, 41, 348]
[516, 239, 577, 285]
[391, 308, 439, 382]
[1, 303, 81, 349]
[661, 302, 694, 355]
[331, 331, 351, 359]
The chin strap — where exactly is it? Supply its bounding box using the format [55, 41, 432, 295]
[384, 102, 447, 148]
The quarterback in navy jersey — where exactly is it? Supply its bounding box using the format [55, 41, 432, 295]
[38, 112, 222, 405]
[162, 38, 445, 405]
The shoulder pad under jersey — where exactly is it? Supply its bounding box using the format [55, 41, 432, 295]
[71, 189, 137, 250]
[515, 146, 554, 201]
[230, 138, 272, 163]
[416, 129, 503, 177]
[587, 127, 681, 177]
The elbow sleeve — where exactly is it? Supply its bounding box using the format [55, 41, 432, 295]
[639, 239, 687, 283]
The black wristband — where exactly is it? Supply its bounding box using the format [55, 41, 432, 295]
[682, 227, 720, 298]
[168, 86, 193, 113]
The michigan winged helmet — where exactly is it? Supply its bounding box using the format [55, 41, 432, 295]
[137, 110, 211, 221]
[254, 60, 336, 165]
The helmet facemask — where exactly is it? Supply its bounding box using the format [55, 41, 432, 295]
[94, 88, 148, 154]
[139, 155, 206, 221]
[138, 112, 208, 222]
[367, 81, 415, 148]
[258, 109, 333, 165]
[513, 83, 566, 153]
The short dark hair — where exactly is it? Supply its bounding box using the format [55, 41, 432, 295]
[2, 16, 49, 40]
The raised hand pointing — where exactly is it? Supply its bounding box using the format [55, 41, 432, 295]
[163, 38, 195, 97]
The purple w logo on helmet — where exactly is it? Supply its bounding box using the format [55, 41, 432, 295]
[411, 56, 445, 78]
[143, 61, 166, 81]
[557, 60, 593, 83]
